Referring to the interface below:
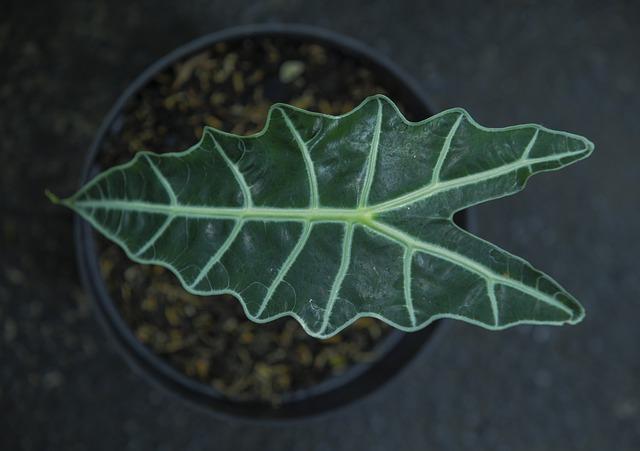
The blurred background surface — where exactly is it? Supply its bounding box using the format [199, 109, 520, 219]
[1, 1, 638, 450]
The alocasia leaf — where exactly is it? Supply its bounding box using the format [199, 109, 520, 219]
[54, 95, 594, 338]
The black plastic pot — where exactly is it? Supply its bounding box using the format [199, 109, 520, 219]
[75, 24, 468, 422]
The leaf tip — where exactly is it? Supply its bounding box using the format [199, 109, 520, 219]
[567, 133, 595, 160]
[45, 189, 61, 204]
[582, 137, 595, 156]
[45, 189, 73, 208]
[568, 303, 586, 325]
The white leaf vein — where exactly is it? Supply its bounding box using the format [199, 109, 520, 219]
[279, 108, 319, 208]
[145, 155, 177, 205]
[320, 223, 355, 334]
[431, 113, 464, 184]
[359, 98, 383, 208]
[256, 221, 313, 317]
[209, 134, 253, 207]
[190, 220, 244, 289]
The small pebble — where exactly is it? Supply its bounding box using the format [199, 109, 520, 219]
[279, 60, 305, 83]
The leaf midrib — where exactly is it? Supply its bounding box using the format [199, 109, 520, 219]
[370, 148, 585, 213]
[365, 220, 574, 317]
[72, 146, 584, 223]
[72, 196, 575, 319]
[72, 200, 374, 222]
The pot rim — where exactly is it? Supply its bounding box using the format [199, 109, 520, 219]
[74, 23, 457, 424]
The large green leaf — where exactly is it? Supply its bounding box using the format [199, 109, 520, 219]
[56, 95, 593, 338]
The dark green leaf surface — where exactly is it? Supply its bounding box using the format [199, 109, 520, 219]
[62, 95, 594, 338]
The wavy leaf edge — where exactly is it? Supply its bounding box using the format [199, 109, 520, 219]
[60, 94, 594, 338]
